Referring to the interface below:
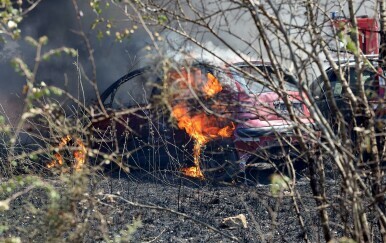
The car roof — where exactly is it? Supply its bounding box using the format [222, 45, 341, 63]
[231, 61, 272, 67]
[329, 54, 379, 66]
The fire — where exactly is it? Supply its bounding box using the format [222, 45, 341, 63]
[202, 73, 222, 97]
[181, 142, 205, 178]
[47, 135, 86, 171]
[170, 68, 235, 179]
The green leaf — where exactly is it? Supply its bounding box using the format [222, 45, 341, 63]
[29, 154, 38, 160]
[346, 39, 357, 54]
[270, 174, 290, 196]
[0, 224, 9, 234]
[50, 87, 63, 96]
[158, 15, 168, 24]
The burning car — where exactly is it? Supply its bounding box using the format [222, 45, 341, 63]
[94, 67, 194, 172]
[93, 64, 238, 180]
[83, 61, 316, 180]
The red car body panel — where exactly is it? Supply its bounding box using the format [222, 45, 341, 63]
[227, 63, 316, 164]
[235, 91, 310, 123]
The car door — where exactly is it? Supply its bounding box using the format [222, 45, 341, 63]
[311, 67, 352, 125]
[94, 68, 194, 169]
[95, 68, 154, 137]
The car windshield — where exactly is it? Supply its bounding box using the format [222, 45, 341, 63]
[348, 67, 377, 90]
[166, 65, 238, 95]
[231, 66, 298, 93]
[102, 68, 158, 108]
[310, 64, 383, 99]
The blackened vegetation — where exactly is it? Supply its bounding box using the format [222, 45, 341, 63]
[3, 171, 380, 242]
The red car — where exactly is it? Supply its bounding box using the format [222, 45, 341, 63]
[91, 62, 316, 180]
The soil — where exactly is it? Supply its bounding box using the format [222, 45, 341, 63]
[1, 167, 357, 243]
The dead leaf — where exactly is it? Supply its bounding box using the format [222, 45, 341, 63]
[220, 214, 247, 229]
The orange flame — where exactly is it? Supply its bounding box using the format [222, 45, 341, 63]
[47, 135, 86, 171]
[181, 142, 205, 178]
[202, 73, 222, 97]
[170, 69, 235, 179]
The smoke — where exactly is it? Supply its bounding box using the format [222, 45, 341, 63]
[0, 0, 150, 122]
[0, 0, 379, 123]
[143, 0, 377, 90]
[157, 38, 249, 66]
[150, 0, 313, 68]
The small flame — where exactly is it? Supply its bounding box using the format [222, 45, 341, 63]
[47, 135, 86, 171]
[73, 137, 86, 170]
[218, 123, 235, 137]
[202, 73, 222, 97]
[181, 142, 205, 179]
[170, 68, 235, 179]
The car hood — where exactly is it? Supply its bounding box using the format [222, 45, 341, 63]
[237, 90, 312, 127]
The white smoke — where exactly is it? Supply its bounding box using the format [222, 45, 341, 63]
[0, 0, 147, 121]
[162, 40, 249, 66]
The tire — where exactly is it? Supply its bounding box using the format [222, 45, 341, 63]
[243, 146, 311, 184]
[200, 139, 240, 182]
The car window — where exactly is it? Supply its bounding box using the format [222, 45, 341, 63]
[211, 68, 237, 91]
[103, 93, 113, 106]
[324, 71, 342, 96]
[348, 68, 377, 94]
[311, 75, 342, 98]
[232, 66, 298, 93]
[363, 73, 380, 99]
[310, 77, 323, 98]
[167, 66, 237, 95]
[322, 67, 378, 97]
[109, 72, 156, 109]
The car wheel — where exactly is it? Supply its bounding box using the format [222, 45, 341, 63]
[200, 140, 240, 182]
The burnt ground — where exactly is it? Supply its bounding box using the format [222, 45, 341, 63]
[91, 171, 343, 242]
[94, 171, 325, 242]
[2, 166, 366, 243]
